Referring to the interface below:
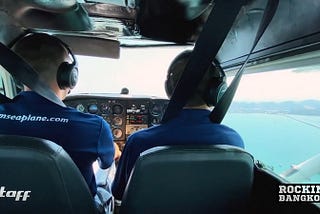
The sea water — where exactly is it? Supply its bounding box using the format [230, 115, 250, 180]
[223, 113, 320, 183]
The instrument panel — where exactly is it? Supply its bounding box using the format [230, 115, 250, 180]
[64, 94, 169, 150]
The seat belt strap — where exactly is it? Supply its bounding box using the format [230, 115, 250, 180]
[0, 42, 66, 107]
[162, 0, 246, 123]
[209, 0, 279, 123]
[0, 93, 12, 104]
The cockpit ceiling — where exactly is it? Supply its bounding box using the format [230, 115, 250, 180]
[1, 0, 320, 67]
[0, 0, 211, 42]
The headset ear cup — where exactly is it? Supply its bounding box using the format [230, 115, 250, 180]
[203, 61, 228, 106]
[57, 62, 78, 89]
[165, 71, 176, 98]
[164, 78, 174, 98]
[70, 67, 79, 89]
[164, 79, 170, 98]
[215, 82, 227, 104]
[204, 78, 227, 106]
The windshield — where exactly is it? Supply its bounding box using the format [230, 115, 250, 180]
[72, 46, 190, 98]
[72, 47, 320, 184]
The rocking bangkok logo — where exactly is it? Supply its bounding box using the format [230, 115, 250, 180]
[279, 184, 320, 202]
[0, 186, 31, 201]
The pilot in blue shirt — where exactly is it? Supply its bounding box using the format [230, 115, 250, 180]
[0, 91, 114, 196]
[0, 33, 115, 199]
[112, 50, 244, 200]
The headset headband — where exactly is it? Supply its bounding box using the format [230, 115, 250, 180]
[12, 32, 77, 68]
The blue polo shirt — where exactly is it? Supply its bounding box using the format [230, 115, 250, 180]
[112, 108, 244, 200]
[0, 91, 115, 196]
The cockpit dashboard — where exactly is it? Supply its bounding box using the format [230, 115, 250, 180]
[64, 93, 169, 150]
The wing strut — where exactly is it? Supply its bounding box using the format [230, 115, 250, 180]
[162, 0, 246, 123]
[210, 0, 279, 123]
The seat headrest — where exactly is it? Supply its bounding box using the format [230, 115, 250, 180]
[121, 145, 254, 214]
[0, 135, 96, 214]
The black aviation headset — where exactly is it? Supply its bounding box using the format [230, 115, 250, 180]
[203, 60, 227, 106]
[165, 50, 227, 107]
[12, 33, 79, 90]
[55, 37, 79, 90]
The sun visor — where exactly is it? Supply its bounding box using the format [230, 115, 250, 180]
[216, 0, 320, 69]
[52, 32, 120, 59]
[136, 0, 212, 43]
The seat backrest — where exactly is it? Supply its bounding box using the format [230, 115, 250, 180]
[0, 135, 97, 214]
[120, 145, 254, 214]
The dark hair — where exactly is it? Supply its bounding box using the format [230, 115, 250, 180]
[165, 49, 224, 107]
[165, 50, 191, 98]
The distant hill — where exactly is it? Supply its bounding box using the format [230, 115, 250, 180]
[229, 100, 320, 115]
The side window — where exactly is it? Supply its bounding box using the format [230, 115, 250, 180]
[224, 68, 320, 184]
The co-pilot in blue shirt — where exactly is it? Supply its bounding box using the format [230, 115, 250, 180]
[112, 108, 245, 200]
[0, 91, 115, 196]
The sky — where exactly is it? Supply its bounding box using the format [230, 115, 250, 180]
[72, 47, 320, 102]
[230, 69, 320, 102]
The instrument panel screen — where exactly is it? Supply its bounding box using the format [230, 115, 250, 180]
[64, 94, 169, 149]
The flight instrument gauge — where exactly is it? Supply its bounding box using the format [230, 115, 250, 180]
[112, 128, 123, 139]
[76, 104, 85, 112]
[112, 104, 123, 115]
[113, 116, 123, 126]
[88, 104, 98, 114]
